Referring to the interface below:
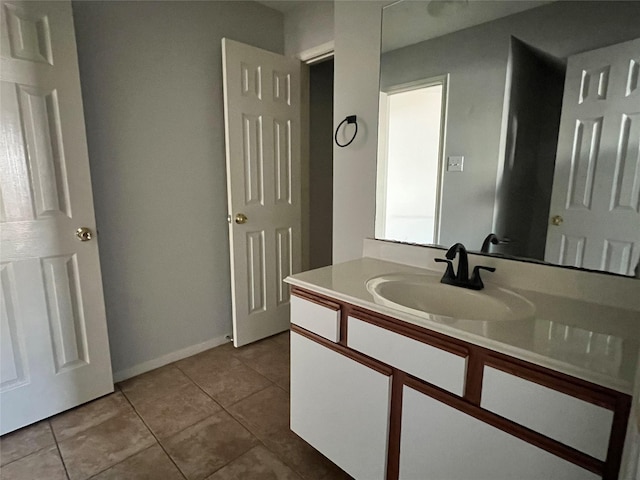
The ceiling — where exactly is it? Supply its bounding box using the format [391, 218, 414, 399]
[382, 1, 553, 53]
[255, 0, 322, 13]
[254, 0, 552, 54]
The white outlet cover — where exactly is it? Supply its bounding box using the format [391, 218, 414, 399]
[447, 156, 464, 172]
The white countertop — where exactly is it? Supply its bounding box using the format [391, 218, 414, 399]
[286, 257, 640, 394]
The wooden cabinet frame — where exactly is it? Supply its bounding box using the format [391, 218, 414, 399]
[290, 287, 632, 480]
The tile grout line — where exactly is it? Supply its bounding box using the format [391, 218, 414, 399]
[118, 387, 189, 480]
[204, 445, 258, 478]
[173, 343, 305, 478]
[138, 365, 262, 479]
[192, 384, 301, 480]
[251, 436, 308, 480]
[48, 419, 71, 480]
[0, 444, 50, 470]
[62, 370, 271, 480]
[52, 392, 163, 480]
[83, 444, 160, 480]
[175, 359, 275, 411]
[53, 387, 190, 480]
[118, 362, 229, 436]
[2, 335, 292, 480]
[120, 373, 282, 480]
[0, 424, 71, 479]
[51, 395, 164, 480]
[229, 337, 337, 480]
[220, 338, 310, 478]
[227, 340, 290, 385]
[179, 365, 311, 479]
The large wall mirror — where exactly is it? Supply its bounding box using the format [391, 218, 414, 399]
[376, 0, 640, 277]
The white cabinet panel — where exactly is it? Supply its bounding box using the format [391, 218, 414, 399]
[290, 295, 340, 342]
[290, 332, 390, 480]
[348, 316, 466, 396]
[400, 386, 600, 480]
[481, 366, 613, 461]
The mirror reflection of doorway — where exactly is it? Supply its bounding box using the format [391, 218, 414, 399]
[308, 58, 334, 269]
[376, 77, 447, 244]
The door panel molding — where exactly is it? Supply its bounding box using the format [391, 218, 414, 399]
[0, 0, 113, 434]
[222, 38, 301, 347]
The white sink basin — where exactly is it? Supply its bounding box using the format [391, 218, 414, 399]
[366, 273, 535, 322]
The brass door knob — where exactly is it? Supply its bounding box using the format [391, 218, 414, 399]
[235, 213, 248, 224]
[76, 227, 93, 241]
[551, 215, 564, 226]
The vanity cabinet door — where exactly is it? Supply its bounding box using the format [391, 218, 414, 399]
[290, 294, 340, 342]
[347, 316, 467, 396]
[399, 386, 601, 480]
[481, 365, 614, 461]
[290, 331, 391, 480]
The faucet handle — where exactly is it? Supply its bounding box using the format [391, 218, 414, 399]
[469, 265, 496, 290]
[435, 258, 456, 283]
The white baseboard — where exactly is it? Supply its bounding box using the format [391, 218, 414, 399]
[112, 333, 231, 383]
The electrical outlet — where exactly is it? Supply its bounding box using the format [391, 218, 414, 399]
[447, 156, 464, 172]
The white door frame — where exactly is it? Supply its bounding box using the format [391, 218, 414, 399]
[376, 75, 449, 244]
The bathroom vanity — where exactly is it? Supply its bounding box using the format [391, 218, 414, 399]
[286, 243, 640, 480]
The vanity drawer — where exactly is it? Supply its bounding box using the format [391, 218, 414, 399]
[347, 316, 467, 396]
[290, 294, 340, 342]
[481, 365, 614, 461]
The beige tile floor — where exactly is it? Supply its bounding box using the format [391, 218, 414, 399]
[0, 332, 353, 480]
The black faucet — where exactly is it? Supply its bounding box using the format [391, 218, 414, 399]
[481, 233, 500, 253]
[435, 243, 496, 290]
[446, 243, 469, 283]
[481, 233, 513, 254]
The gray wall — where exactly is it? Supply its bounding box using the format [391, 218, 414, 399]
[333, 1, 388, 263]
[284, 0, 334, 58]
[380, 1, 640, 250]
[281, 0, 384, 265]
[72, 0, 283, 377]
[493, 38, 563, 260]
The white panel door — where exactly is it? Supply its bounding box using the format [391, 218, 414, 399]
[222, 38, 301, 347]
[0, 0, 113, 434]
[545, 38, 640, 275]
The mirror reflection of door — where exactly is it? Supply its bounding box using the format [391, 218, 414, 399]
[376, 77, 447, 244]
[545, 38, 640, 276]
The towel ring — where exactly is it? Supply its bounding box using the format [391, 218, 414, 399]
[334, 115, 358, 148]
